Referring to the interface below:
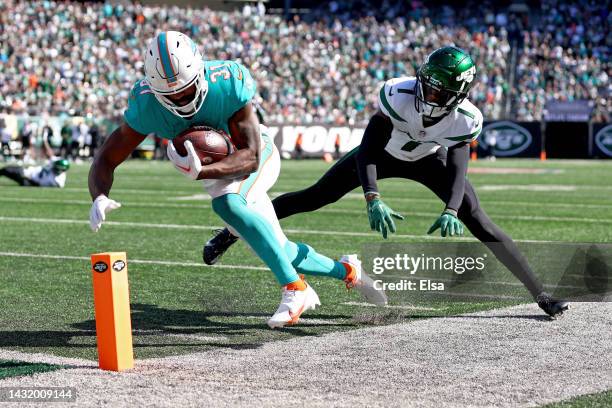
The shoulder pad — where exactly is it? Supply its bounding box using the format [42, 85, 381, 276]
[124, 79, 159, 136]
[445, 101, 483, 143]
[378, 77, 415, 122]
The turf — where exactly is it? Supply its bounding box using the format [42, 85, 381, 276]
[0, 360, 64, 380]
[0, 158, 610, 362]
[542, 390, 612, 407]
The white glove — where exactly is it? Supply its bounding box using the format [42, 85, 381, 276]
[89, 195, 121, 232]
[167, 140, 202, 180]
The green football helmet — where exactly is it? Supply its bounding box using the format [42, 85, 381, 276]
[415, 46, 476, 118]
[52, 158, 70, 173]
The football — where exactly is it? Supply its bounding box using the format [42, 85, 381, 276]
[172, 126, 234, 165]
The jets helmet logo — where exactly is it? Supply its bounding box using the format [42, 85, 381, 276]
[456, 66, 476, 83]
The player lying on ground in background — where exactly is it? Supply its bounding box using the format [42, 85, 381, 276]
[205, 46, 569, 318]
[0, 158, 70, 187]
[87, 31, 386, 329]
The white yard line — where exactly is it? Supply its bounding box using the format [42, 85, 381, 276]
[1, 196, 609, 222]
[0, 197, 209, 209]
[0, 251, 588, 293]
[158, 333, 229, 343]
[0, 216, 587, 243]
[0, 251, 268, 271]
[478, 185, 577, 191]
[339, 192, 612, 208]
[241, 315, 339, 325]
[2, 189, 611, 209]
[342, 301, 441, 311]
[273, 208, 612, 224]
[403, 274, 585, 290]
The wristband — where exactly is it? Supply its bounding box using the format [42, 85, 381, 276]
[365, 192, 380, 202]
[443, 208, 458, 217]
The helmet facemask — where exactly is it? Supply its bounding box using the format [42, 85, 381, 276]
[414, 46, 476, 120]
[151, 69, 208, 118]
[415, 73, 468, 119]
[144, 31, 208, 118]
[52, 159, 70, 173]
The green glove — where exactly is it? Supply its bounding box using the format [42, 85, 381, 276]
[367, 197, 404, 239]
[427, 209, 464, 237]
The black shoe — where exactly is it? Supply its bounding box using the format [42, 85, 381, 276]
[537, 292, 569, 318]
[203, 228, 239, 265]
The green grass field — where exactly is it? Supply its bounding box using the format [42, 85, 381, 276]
[0, 158, 611, 405]
[544, 391, 612, 408]
[0, 360, 65, 380]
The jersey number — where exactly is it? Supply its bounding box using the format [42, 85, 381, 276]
[138, 79, 152, 95]
[209, 63, 232, 83]
[401, 141, 421, 152]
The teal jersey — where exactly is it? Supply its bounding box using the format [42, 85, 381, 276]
[124, 60, 256, 138]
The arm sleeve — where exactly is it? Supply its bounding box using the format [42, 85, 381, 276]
[445, 142, 470, 212]
[356, 113, 393, 195]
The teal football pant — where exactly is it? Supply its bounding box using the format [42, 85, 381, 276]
[212, 193, 346, 285]
[209, 130, 346, 286]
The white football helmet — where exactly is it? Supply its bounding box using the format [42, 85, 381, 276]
[144, 31, 207, 118]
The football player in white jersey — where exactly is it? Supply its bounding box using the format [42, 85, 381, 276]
[0, 158, 69, 188]
[205, 46, 569, 318]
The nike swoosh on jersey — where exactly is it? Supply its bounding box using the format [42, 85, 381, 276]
[176, 163, 191, 173]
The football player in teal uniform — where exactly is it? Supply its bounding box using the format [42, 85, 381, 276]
[88, 31, 386, 328]
[205, 46, 569, 318]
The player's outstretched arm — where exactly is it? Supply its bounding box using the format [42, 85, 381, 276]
[357, 111, 404, 239]
[356, 110, 392, 194]
[195, 103, 261, 180]
[445, 142, 470, 212]
[88, 123, 146, 232]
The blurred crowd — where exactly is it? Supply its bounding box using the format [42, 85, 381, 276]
[513, 0, 610, 122]
[0, 0, 608, 130]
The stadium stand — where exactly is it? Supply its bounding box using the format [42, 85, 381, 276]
[0, 0, 525, 126]
[513, 0, 610, 122]
[0, 0, 607, 161]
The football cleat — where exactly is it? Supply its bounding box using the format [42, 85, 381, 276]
[341, 254, 388, 306]
[537, 292, 569, 319]
[267, 276, 321, 329]
[202, 228, 238, 265]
